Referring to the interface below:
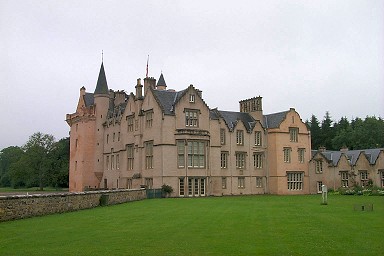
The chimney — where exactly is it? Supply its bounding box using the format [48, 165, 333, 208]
[135, 78, 143, 99]
[340, 146, 349, 153]
[144, 77, 156, 95]
[319, 146, 326, 152]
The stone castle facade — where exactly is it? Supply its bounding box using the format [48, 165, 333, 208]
[66, 62, 384, 196]
[66, 62, 312, 196]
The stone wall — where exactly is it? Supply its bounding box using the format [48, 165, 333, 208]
[0, 189, 146, 222]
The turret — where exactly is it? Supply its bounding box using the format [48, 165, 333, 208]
[156, 73, 167, 90]
[93, 62, 110, 186]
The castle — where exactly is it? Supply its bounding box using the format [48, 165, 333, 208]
[66, 62, 384, 195]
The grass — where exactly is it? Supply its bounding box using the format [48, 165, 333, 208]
[1, 195, 383, 255]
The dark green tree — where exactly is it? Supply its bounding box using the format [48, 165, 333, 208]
[307, 114, 322, 150]
[320, 111, 335, 150]
[48, 137, 69, 188]
[13, 132, 56, 190]
[0, 146, 24, 187]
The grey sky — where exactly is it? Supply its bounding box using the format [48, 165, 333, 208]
[1, 0, 383, 149]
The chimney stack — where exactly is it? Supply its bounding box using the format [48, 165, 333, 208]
[135, 78, 143, 99]
[144, 77, 156, 95]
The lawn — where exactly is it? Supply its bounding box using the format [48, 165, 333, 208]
[0, 195, 383, 255]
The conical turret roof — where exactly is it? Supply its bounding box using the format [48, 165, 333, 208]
[94, 62, 109, 95]
[157, 73, 167, 87]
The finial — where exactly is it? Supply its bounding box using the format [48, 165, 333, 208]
[102, 50, 104, 62]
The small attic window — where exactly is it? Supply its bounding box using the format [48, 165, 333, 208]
[189, 94, 195, 103]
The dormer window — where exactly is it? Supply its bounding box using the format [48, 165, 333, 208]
[189, 94, 195, 103]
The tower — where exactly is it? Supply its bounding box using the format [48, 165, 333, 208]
[93, 62, 110, 187]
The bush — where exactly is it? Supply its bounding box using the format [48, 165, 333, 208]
[161, 184, 173, 197]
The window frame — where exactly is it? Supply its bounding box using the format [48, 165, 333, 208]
[289, 127, 299, 142]
[287, 172, 303, 191]
[145, 141, 154, 169]
[236, 152, 246, 169]
[283, 147, 291, 163]
[236, 130, 244, 145]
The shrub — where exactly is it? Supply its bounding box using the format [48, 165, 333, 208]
[161, 184, 173, 197]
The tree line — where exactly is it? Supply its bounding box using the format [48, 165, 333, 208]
[306, 112, 384, 151]
[0, 132, 69, 189]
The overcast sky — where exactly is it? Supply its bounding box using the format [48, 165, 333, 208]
[1, 0, 383, 149]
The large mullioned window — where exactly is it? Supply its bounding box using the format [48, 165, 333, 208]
[187, 141, 206, 168]
[287, 172, 303, 191]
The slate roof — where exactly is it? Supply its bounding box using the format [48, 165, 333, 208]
[94, 62, 109, 95]
[311, 148, 384, 166]
[217, 110, 256, 132]
[152, 88, 187, 115]
[83, 93, 94, 107]
[157, 73, 167, 87]
[263, 110, 289, 129]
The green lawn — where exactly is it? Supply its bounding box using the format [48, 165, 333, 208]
[1, 195, 383, 255]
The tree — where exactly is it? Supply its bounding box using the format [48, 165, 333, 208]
[307, 115, 321, 150]
[0, 146, 24, 187]
[20, 132, 56, 190]
[48, 137, 69, 188]
[320, 111, 335, 150]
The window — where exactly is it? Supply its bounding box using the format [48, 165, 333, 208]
[236, 130, 244, 145]
[253, 153, 263, 168]
[289, 127, 298, 142]
[222, 177, 227, 189]
[317, 181, 323, 193]
[315, 160, 323, 173]
[220, 128, 226, 145]
[221, 152, 228, 169]
[75, 139, 78, 148]
[298, 148, 305, 163]
[118, 132, 120, 141]
[179, 178, 185, 196]
[75, 161, 77, 171]
[145, 110, 153, 128]
[116, 154, 120, 169]
[145, 178, 153, 189]
[340, 171, 349, 188]
[177, 141, 185, 168]
[189, 94, 195, 103]
[188, 178, 205, 196]
[254, 131, 262, 146]
[106, 156, 110, 170]
[127, 178, 132, 189]
[135, 120, 138, 131]
[287, 172, 303, 190]
[113, 133, 115, 142]
[256, 177, 263, 188]
[127, 144, 134, 170]
[127, 115, 134, 132]
[145, 141, 153, 169]
[185, 110, 198, 127]
[187, 141, 206, 168]
[381, 171, 384, 188]
[107, 134, 109, 144]
[283, 148, 291, 163]
[238, 177, 245, 188]
[359, 171, 368, 187]
[236, 152, 246, 169]
[111, 155, 115, 170]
